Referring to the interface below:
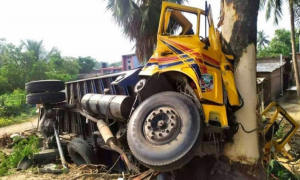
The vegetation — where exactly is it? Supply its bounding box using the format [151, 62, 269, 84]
[106, 0, 187, 62]
[94, 61, 122, 69]
[257, 30, 270, 47]
[0, 38, 96, 126]
[0, 89, 27, 117]
[109, 61, 122, 67]
[257, 29, 299, 57]
[0, 89, 37, 127]
[0, 135, 39, 176]
[78, 56, 96, 73]
[0, 39, 83, 92]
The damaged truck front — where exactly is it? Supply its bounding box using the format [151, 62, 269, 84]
[25, 2, 244, 175]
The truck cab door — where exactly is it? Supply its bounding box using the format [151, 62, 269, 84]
[140, 2, 224, 104]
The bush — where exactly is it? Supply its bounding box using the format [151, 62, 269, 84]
[0, 89, 36, 127]
[0, 115, 35, 128]
[0, 136, 39, 176]
[0, 89, 29, 117]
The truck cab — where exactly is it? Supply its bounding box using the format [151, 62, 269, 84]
[140, 2, 241, 128]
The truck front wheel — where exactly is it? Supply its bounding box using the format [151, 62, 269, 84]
[127, 92, 203, 171]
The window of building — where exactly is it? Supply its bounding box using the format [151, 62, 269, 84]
[128, 66, 131, 70]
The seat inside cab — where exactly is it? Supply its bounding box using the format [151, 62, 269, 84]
[163, 9, 209, 46]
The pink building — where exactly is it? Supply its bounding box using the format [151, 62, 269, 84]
[122, 54, 143, 71]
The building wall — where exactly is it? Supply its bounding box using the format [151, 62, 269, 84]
[122, 54, 143, 71]
[257, 68, 282, 105]
[270, 68, 281, 100]
[132, 56, 141, 68]
[257, 72, 272, 105]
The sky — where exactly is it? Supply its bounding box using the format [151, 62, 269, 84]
[0, 0, 292, 63]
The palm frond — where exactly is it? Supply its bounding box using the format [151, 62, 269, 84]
[257, 30, 270, 47]
[106, 0, 187, 62]
[264, 0, 283, 25]
[260, 0, 267, 11]
[273, 0, 283, 25]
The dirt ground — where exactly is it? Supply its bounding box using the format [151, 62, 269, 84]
[0, 117, 38, 136]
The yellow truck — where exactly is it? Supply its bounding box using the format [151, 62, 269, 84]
[25, 1, 298, 176]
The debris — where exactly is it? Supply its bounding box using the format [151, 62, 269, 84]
[10, 133, 21, 139]
[17, 156, 33, 170]
[38, 164, 65, 174]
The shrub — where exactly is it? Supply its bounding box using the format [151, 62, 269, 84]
[0, 135, 39, 176]
[0, 89, 29, 117]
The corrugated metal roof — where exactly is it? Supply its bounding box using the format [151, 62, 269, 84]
[256, 62, 285, 72]
[257, 78, 265, 84]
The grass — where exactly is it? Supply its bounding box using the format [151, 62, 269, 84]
[0, 108, 37, 128]
[0, 135, 39, 176]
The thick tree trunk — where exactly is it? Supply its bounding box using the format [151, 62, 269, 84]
[220, 0, 260, 164]
[289, 0, 300, 99]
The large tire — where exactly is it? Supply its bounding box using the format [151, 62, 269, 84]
[67, 138, 95, 165]
[127, 92, 203, 171]
[25, 80, 65, 93]
[26, 92, 66, 104]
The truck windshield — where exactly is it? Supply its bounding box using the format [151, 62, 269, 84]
[163, 9, 197, 36]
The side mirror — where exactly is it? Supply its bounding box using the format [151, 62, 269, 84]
[164, 9, 172, 35]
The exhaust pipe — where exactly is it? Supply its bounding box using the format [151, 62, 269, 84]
[96, 120, 140, 173]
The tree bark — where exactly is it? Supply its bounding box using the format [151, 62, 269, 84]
[220, 0, 260, 164]
[289, 0, 300, 99]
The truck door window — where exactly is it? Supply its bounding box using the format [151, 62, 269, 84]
[163, 9, 197, 36]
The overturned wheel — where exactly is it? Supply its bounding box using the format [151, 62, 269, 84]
[25, 80, 65, 93]
[67, 138, 96, 165]
[26, 92, 66, 104]
[127, 92, 203, 171]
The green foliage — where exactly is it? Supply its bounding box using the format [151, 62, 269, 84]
[257, 29, 299, 57]
[94, 61, 107, 69]
[0, 89, 36, 127]
[257, 30, 270, 47]
[0, 136, 39, 176]
[46, 54, 79, 81]
[21, 40, 46, 61]
[109, 61, 122, 67]
[78, 56, 96, 73]
[0, 44, 38, 92]
[0, 111, 36, 128]
[261, 0, 284, 25]
[0, 39, 81, 93]
[275, 124, 285, 139]
[268, 160, 297, 180]
[0, 89, 27, 117]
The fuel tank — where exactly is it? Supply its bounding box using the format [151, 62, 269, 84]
[81, 94, 134, 119]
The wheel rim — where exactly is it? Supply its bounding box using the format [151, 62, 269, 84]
[143, 107, 181, 145]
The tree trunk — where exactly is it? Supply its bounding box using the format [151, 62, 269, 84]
[220, 0, 260, 164]
[289, 0, 300, 99]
